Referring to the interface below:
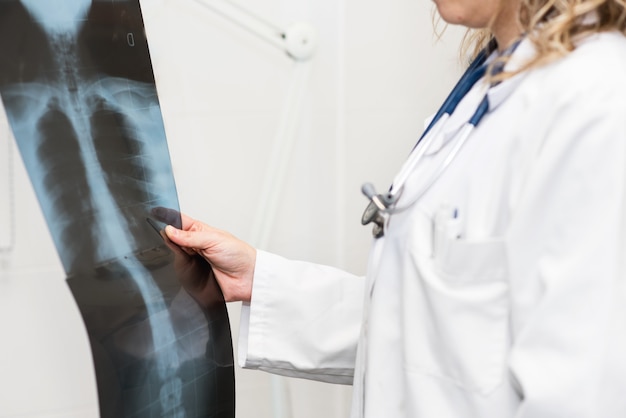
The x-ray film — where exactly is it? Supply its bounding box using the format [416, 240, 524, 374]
[0, 1, 235, 417]
[0, 113, 11, 250]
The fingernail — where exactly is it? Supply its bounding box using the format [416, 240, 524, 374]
[165, 225, 177, 235]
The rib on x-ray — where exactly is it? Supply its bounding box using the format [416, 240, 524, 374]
[0, 1, 235, 417]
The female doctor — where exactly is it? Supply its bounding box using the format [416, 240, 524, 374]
[164, 0, 626, 414]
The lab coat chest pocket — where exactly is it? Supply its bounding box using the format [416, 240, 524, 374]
[405, 233, 509, 395]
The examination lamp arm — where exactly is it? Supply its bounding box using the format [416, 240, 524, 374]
[191, 0, 317, 61]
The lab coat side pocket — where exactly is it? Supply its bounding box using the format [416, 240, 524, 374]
[405, 235, 509, 395]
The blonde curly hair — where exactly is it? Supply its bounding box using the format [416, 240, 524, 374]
[463, 0, 626, 72]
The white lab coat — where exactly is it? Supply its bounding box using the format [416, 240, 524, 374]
[238, 31, 626, 417]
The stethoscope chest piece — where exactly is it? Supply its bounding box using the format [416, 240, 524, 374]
[361, 183, 402, 238]
[361, 200, 386, 238]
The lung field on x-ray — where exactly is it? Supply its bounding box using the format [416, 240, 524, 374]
[0, 1, 235, 417]
[36, 96, 99, 271]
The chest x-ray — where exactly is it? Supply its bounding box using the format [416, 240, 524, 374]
[0, 1, 235, 417]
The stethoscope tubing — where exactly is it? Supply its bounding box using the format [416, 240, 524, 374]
[389, 113, 450, 196]
[384, 116, 479, 215]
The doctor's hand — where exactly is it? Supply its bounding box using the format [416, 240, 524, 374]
[163, 213, 256, 303]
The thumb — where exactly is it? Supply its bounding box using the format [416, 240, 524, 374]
[164, 224, 206, 249]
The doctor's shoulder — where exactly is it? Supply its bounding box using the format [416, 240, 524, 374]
[524, 31, 626, 107]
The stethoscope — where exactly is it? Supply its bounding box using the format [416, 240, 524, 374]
[361, 39, 520, 238]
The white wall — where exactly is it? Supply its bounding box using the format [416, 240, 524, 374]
[0, 0, 464, 417]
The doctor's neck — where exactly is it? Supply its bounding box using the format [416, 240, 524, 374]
[491, 2, 523, 52]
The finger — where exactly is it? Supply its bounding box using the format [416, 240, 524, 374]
[165, 224, 214, 250]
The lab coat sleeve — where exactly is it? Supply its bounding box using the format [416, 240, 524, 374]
[238, 250, 364, 384]
[507, 85, 626, 417]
